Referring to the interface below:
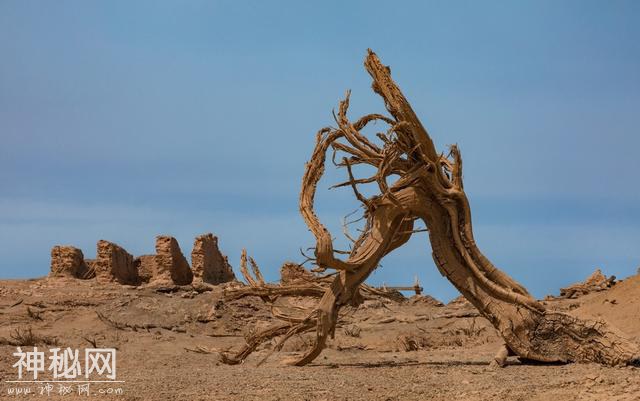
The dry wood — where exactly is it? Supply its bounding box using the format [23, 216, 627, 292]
[221, 50, 639, 367]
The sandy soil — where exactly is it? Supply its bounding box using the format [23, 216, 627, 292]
[0, 276, 638, 400]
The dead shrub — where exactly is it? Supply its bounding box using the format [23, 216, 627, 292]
[445, 318, 486, 338]
[9, 327, 59, 346]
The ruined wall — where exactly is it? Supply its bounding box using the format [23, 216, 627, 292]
[134, 255, 156, 284]
[280, 262, 314, 285]
[50, 246, 88, 278]
[155, 236, 193, 285]
[49, 233, 236, 286]
[191, 233, 236, 285]
[559, 268, 616, 299]
[95, 240, 138, 285]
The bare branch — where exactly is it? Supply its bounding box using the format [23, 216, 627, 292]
[248, 257, 266, 285]
[239, 249, 257, 287]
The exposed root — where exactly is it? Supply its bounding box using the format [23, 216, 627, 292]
[220, 322, 305, 365]
[491, 344, 510, 368]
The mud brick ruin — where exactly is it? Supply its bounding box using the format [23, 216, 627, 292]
[154, 235, 193, 285]
[95, 240, 137, 284]
[192, 233, 236, 285]
[559, 268, 617, 299]
[50, 245, 89, 278]
[49, 232, 236, 286]
[280, 262, 315, 285]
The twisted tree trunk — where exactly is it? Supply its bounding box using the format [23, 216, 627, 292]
[222, 50, 639, 367]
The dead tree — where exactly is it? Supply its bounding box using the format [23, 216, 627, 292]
[222, 50, 639, 367]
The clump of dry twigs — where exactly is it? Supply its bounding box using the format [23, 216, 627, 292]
[4, 327, 59, 346]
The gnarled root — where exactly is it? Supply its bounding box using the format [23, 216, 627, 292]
[220, 322, 293, 365]
[489, 313, 640, 368]
[528, 312, 640, 366]
[221, 281, 342, 366]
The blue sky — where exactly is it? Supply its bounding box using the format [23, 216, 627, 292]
[1, 1, 639, 301]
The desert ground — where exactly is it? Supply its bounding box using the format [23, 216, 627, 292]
[1, 270, 639, 401]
